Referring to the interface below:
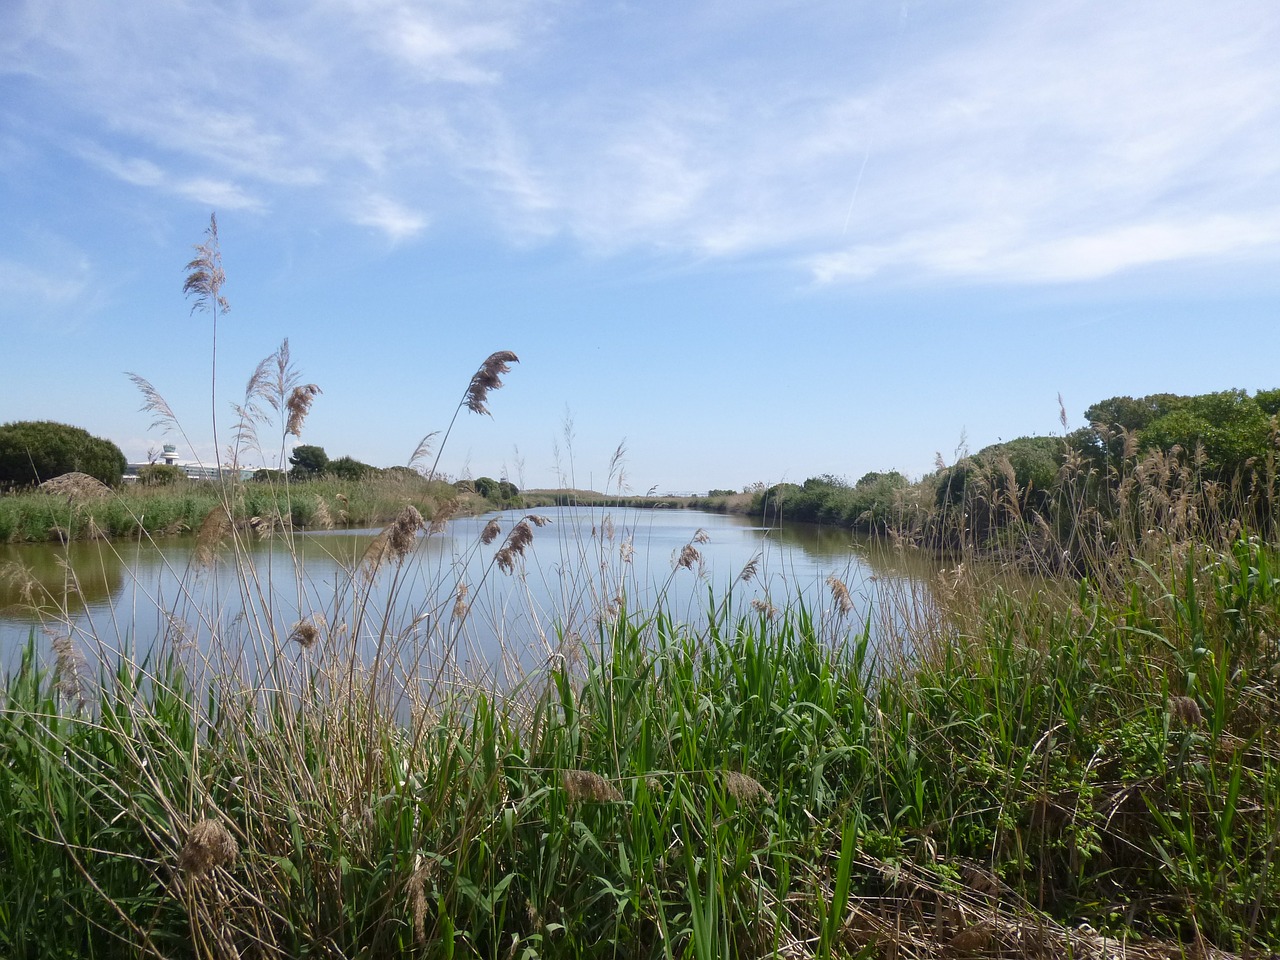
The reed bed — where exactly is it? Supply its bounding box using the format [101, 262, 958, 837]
[4, 219, 1277, 958]
[2, 518, 1279, 958]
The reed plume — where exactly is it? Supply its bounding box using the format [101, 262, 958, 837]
[409, 350, 519, 481]
[285, 383, 322, 437]
[495, 517, 546, 574]
[723, 770, 772, 805]
[362, 506, 425, 573]
[192, 505, 232, 569]
[126, 373, 179, 434]
[826, 575, 854, 616]
[480, 519, 502, 545]
[675, 544, 701, 570]
[287, 618, 321, 649]
[180, 818, 238, 876]
[465, 351, 519, 416]
[562, 770, 622, 803]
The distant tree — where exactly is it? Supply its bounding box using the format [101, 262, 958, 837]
[855, 471, 907, 489]
[288, 444, 329, 479]
[707, 488, 736, 497]
[329, 455, 373, 481]
[498, 480, 519, 500]
[0, 420, 126, 489]
[137, 463, 185, 486]
[252, 468, 287, 483]
[473, 476, 500, 499]
[1141, 390, 1272, 480]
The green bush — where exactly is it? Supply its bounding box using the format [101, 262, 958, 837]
[136, 464, 185, 486]
[0, 420, 126, 489]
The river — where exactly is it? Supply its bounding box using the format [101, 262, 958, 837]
[0, 506, 939, 678]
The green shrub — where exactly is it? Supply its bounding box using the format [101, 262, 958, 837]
[0, 420, 126, 489]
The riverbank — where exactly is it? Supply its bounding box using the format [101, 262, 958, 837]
[0, 473, 508, 543]
[3, 522, 1277, 957]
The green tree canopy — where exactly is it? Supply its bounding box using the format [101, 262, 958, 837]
[328, 455, 373, 481]
[0, 420, 126, 489]
[288, 444, 329, 479]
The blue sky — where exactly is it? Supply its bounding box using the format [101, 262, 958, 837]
[2, 1, 1278, 494]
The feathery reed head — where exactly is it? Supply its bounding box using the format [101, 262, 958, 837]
[737, 554, 761, 583]
[723, 770, 772, 805]
[183, 213, 229, 316]
[464, 351, 519, 416]
[826, 574, 854, 616]
[180, 818, 238, 876]
[288, 618, 321, 649]
[495, 519, 535, 574]
[126, 373, 178, 434]
[192, 505, 232, 569]
[676, 543, 701, 570]
[285, 384, 322, 437]
[452, 581, 470, 620]
[361, 505, 425, 573]
[562, 769, 623, 803]
[408, 431, 440, 471]
[480, 519, 502, 545]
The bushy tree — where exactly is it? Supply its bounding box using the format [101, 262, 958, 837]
[0, 420, 126, 489]
[137, 463, 185, 486]
[288, 444, 329, 479]
[328, 455, 373, 481]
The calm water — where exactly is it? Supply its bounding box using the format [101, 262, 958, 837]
[0, 506, 939, 676]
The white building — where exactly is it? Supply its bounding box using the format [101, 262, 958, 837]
[124, 444, 254, 483]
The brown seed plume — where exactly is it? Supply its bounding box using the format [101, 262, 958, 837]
[562, 769, 623, 803]
[723, 771, 772, 805]
[452, 582, 470, 620]
[285, 383, 322, 437]
[180, 818, 239, 875]
[826, 575, 854, 616]
[480, 519, 502, 544]
[464, 351, 519, 416]
[1169, 695, 1203, 727]
[676, 543, 701, 570]
[362, 505, 425, 573]
[182, 214, 230, 317]
[494, 516, 547, 574]
[288, 618, 321, 649]
[192, 505, 232, 569]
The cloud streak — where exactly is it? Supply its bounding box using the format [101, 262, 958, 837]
[4, 0, 1278, 278]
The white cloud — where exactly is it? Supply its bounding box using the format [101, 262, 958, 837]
[4, 0, 1279, 283]
[351, 194, 429, 242]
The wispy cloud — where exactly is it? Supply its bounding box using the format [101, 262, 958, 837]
[4, 0, 1278, 284]
[350, 193, 429, 242]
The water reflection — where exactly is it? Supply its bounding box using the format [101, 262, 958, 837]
[0, 507, 940, 672]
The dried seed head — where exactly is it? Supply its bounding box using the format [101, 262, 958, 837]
[751, 598, 778, 620]
[180, 818, 239, 876]
[285, 383, 322, 437]
[495, 519, 537, 575]
[428, 498, 460, 535]
[288, 618, 321, 649]
[51, 634, 89, 707]
[675, 544, 701, 570]
[464, 351, 519, 416]
[826, 575, 854, 616]
[452, 582, 469, 620]
[562, 769, 622, 803]
[193, 505, 232, 569]
[407, 861, 429, 944]
[362, 505, 425, 572]
[737, 554, 761, 583]
[723, 771, 772, 805]
[692, 528, 710, 544]
[480, 519, 502, 545]
[182, 214, 230, 317]
[1169, 695, 1203, 727]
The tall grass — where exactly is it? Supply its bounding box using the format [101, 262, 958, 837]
[3, 218, 1278, 958]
